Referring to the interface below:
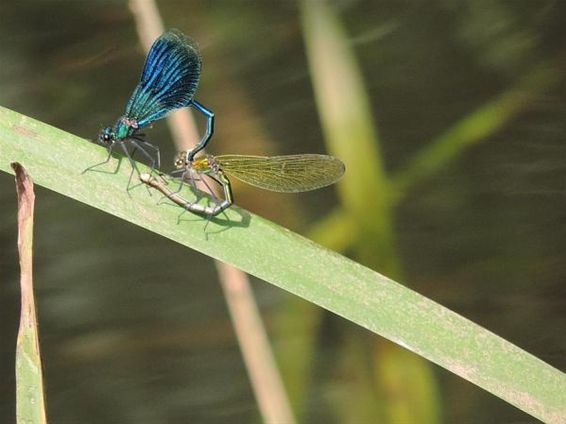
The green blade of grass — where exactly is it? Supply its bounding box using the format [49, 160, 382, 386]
[0, 106, 564, 423]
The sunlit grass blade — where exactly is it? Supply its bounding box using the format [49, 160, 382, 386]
[215, 154, 345, 193]
[0, 106, 565, 423]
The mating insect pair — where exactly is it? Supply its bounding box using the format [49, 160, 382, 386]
[87, 29, 345, 217]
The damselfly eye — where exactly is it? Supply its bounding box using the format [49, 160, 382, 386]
[174, 151, 188, 168]
[98, 127, 115, 145]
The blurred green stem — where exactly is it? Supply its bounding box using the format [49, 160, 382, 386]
[128, 2, 296, 422]
[299, 1, 440, 423]
[309, 64, 559, 253]
[391, 65, 559, 197]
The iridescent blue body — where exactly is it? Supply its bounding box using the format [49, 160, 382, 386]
[88, 29, 215, 189]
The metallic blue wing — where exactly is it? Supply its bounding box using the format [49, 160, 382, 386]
[124, 29, 201, 128]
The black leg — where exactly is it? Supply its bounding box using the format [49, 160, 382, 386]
[82, 144, 116, 174]
[130, 140, 156, 170]
[131, 136, 160, 170]
[200, 175, 221, 203]
[120, 143, 139, 192]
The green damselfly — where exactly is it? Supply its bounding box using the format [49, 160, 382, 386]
[141, 151, 345, 217]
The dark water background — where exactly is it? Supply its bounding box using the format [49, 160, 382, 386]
[1, 1, 565, 423]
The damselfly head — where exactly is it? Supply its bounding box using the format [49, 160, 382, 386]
[174, 151, 189, 169]
[98, 127, 115, 146]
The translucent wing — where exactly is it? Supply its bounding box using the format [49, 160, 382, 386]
[216, 154, 345, 193]
[124, 29, 201, 128]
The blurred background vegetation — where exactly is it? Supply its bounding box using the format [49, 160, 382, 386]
[1, 1, 565, 422]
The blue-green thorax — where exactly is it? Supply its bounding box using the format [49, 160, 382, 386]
[98, 116, 140, 146]
[114, 116, 140, 140]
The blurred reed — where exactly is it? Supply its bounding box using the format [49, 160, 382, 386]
[128, 1, 295, 422]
